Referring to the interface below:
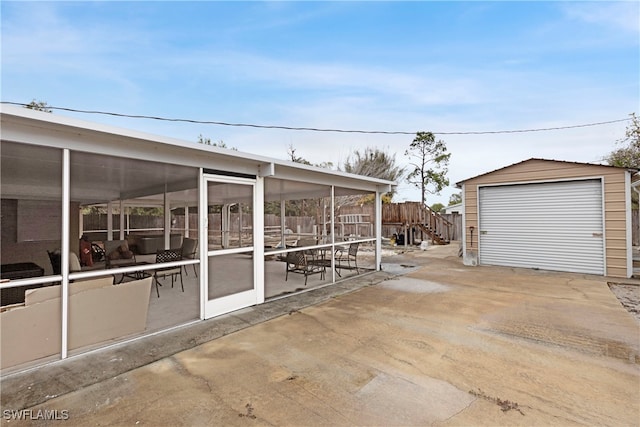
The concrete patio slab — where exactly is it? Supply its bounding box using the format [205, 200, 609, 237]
[2, 247, 639, 426]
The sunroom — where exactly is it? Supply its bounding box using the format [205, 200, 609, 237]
[0, 105, 393, 373]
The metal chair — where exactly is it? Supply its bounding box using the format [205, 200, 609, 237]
[153, 249, 183, 297]
[180, 238, 198, 277]
[335, 242, 360, 274]
[284, 249, 325, 286]
[47, 250, 61, 275]
[47, 250, 84, 274]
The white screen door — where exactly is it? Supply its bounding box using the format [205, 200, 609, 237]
[202, 174, 257, 319]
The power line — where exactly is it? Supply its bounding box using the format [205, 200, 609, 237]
[3, 101, 631, 136]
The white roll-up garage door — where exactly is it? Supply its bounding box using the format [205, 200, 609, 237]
[478, 179, 604, 275]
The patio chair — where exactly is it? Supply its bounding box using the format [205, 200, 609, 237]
[335, 242, 359, 274]
[284, 246, 326, 286]
[180, 237, 198, 277]
[153, 249, 183, 298]
[47, 250, 83, 275]
[47, 250, 62, 275]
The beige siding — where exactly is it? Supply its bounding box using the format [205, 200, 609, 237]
[461, 159, 631, 278]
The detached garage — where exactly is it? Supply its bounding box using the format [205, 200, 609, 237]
[457, 159, 638, 278]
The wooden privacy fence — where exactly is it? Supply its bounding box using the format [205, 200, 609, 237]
[441, 213, 462, 241]
[83, 213, 317, 235]
[82, 214, 164, 231]
[170, 214, 316, 234]
[84, 207, 635, 245]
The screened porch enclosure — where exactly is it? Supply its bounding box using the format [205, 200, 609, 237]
[1, 141, 202, 372]
[0, 144, 382, 372]
[263, 177, 379, 297]
[0, 104, 392, 374]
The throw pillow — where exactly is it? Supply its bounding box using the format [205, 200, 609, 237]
[120, 250, 134, 260]
[79, 239, 93, 267]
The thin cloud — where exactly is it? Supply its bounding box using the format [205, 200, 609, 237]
[2, 1, 636, 205]
[171, 50, 488, 107]
[560, 2, 640, 35]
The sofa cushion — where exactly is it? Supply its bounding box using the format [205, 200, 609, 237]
[104, 240, 128, 258]
[119, 243, 134, 260]
[1, 276, 152, 370]
[67, 276, 152, 349]
[69, 252, 82, 272]
[25, 276, 113, 306]
[108, 248, 121, 260]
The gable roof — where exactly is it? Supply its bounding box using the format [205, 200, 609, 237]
[456, 158, 638, 188]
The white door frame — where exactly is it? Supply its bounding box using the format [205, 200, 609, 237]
[200, 173, 260, 319]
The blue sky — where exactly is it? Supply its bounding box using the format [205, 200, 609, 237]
[2, 1, 639, 205]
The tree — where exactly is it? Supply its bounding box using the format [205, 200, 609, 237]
[405, 131, 451, 206]
[287, 145, 334, 169]
[606, 113, 639, 168]
[342, 147, 405, 203]
[282, 146, 335, 219]
[430, 202, 445, 213]
[197, 134, 237, 150]
[25, 99, 52, 113]
[343, 147, 404, 183]
[448, 192, 462, 205]
[287, 145, 312, 165]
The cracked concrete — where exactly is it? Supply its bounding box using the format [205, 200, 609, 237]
[2, 245, 639, 426]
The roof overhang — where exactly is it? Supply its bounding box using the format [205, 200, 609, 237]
[1, 104, 396, 205]
[456, 157, 638, 188]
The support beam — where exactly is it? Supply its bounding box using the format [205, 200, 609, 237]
[119, 200, 125, 240]
[375, 191, 382, 271]
[107, 202, 113, 241]
[164, 190, 171, 249]
[184, 202, 190, 238]
[61, 149, 70, 359]
[331, 185, 336, 282]
[255, 177, 265, 304]
[280, 199, 286, 249]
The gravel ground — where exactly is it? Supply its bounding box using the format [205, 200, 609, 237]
[609, 282, 640, 323]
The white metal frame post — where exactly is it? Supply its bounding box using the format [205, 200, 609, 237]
[119, 200, 125, 240]
[61, 149, 70, 359]
[199, 169, 207, 320]
[330, 185, 336, 282]
[375, 190, 382, 271]
[184, 202, 190, 238]
[107, 201, 113, 241]
[255, 176, 265, 304]
[280, 198, 286, 248]
[164, 190, 171, 249]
